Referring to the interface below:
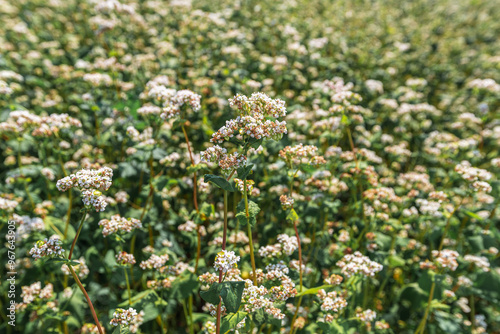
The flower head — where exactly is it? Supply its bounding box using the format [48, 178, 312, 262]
[213, 250, 240, 273]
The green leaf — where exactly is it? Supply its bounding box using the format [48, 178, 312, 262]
[119, 162, 137, 178]
[317, 320, 345, 333]
[219, 281, 245, 313]
[341, 114, 350, 125]
[468, 235, 485, 252]
[172, 118, 188, 129]
[248, 138, 263, 149]
[204, 174, 235, 192]
[200, 202, 214, 218]
[187, 163, 208, 174]
[153, 176, 169, 192]
[286, 208, 299, 222]
[141, 302, 160, 322]
[171, 272, 200, 300]
[118, 289, 156, 307]
[220, 311, 247, 334]
[430, 299, 450, 311]
[464, 210, 483, 221]
[387, 255, 405, 267]
[295, 284, 331, 297]
[237, 164, 254, 180]
[200, 283, 221, 305]
[235, 199, 261, 227]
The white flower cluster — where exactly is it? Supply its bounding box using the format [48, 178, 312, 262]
[258, 234, 299, 258]
[160, 152, 181, 165]
[242, 284, 286, 319]
[209, 93, 287, 144]
[0, 110, 81, 137]
[336, 251, 383, 278]
[455, 161, 492, 192]
[406, 78, 428, 88]
[116, 252, 136, 265]
[213, 250, 240, 273]
[463, 254, 490, 272]
[416, 199, 443, 217]
[56, 167, 113, 212]
[0, 80, 13, 95]
[432, 249, 459, 271]
[277, 234, 298, 256]
[356, 309, 377, 324]
[94, 0, 136, 15]
[229, 92, 287, 118]
[200, 146, 247, 172]
[211, 115, 287, 144]
[81, 323, 102, 334]
[279, 143, 320, 165]
[324, 274, 343, 285]
[137, 104, 162, 116]
[141, 77, 201, 119]
[17, 282, 54, 310]
[265, 262, 290, 280]
[61, 257, 90, 279]
[139, 254, 169, 270]
[98, 214, 142, 237]
[115, 191, 129, 203]
[178, 220, 197, 233]
[365, 79, 384, 94]
[14, 215, 45, 240]
[29, 237, 65, 260]
[110, 307, 144, 332]
[160, 89, 202, 119]
[81, 189, 108, 212]
[429, 191, 448, 202]
[83, 73, 113, 86]
[0, 70, 23, 82]
[126, 126, 154, 146]
[279, 194, 294, 210]
[467, 78, 500, 93]
[234, 178, 254, 193]
[317, 289, 348, 312]
[0, 196, 18, 211]
[31, 113, 82, 137]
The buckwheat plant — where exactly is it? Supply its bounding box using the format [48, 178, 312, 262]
[200, 92, 287, 334]
[28, 235, 104, 334]
[27, 166, 115, 334]
[134, 77, 202, 273]
[278, 143, 327, 329]
[98, 214, 142, 305]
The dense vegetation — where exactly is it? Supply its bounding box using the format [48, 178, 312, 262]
[0, 0, 499, 333]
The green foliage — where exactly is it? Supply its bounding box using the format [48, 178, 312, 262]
[204, 174, 235, 192]
[220, 311, 248, 334]
[200, 281, 245, 313]
[235, 199, 261, 227]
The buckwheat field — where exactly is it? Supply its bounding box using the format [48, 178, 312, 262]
[0, 0, 499, 333]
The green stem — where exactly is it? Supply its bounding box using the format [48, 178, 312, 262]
[182, 299, 192, 333]
[188, 295, 194, 334]
[470, 295, 475, 331]
[216, 190, 229, 334]
[244, 179, 257, 285]
[17, 139, 35, 209]
[68, 210, 88, 260]
[290, 296, 303, 333]
[414, 281, 436, 334]
[67, 265, 104, 334]
[437, 200, 462, 252]
[63, 189, 73, 239]
[293, 220, 303, 292]
[124, 267, 131, 305]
